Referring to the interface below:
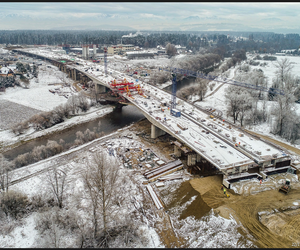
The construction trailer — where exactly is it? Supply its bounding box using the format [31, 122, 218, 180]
[171, 108, 181, 117]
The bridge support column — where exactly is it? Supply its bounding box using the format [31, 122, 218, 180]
[196, 154, 201, 162]
[151, 124, 166, 139]
[95, 83, 106, 93]
[187, 153, 196, 166]
[114, 103, 124, 110]
[174, 145, 181, 157]
[73, 69, 77, 81]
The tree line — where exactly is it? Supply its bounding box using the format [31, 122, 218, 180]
[1, 30, 300, 54]
[225, 58, 300, 143]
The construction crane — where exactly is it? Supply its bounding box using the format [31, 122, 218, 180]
[159, 66, 285, 98]
[104, 47, 108, 76]
[171, 73, 177, 111]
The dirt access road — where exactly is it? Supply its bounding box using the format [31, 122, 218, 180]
[190, 175, 300, 248]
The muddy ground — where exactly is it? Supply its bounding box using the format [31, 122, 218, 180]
[131, 118, 300, 248]
[190, 175, 300, 248]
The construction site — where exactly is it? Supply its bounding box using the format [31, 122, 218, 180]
[7, 46, 300, 248]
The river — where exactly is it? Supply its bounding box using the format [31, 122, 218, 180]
[3, 104, 145, 161]
[164, 77, 197, 93]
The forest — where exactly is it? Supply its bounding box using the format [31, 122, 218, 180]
[1, 30, 300, 55]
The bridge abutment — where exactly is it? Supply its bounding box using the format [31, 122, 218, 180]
[151, 124, 166, 139]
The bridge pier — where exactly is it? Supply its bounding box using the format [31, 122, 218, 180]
[114, 103, 124, 110]
[73, 69, 77, 81]
[151, 124, 166, 139]
[196, 154, 202, 162]
[174, 145, 182, 157]
[95, 83, 106, 93]
[68, 68, 72, 78]
[187, 153, 197, 166]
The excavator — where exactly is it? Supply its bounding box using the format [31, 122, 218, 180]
[279, 179, 291, 194]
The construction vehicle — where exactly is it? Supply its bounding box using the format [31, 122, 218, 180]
[279, 179, 291, 194]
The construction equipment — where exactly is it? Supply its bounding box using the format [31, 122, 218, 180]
[279, 179, 291, 194]
[159, 66, 285, 96]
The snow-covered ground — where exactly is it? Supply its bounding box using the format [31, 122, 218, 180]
[196, 54, 300, 151]
[2, 47, 299, 247]
[0, 57, 115, 149]
[0, 127, 164, 248]
[0, 64, 74, 112]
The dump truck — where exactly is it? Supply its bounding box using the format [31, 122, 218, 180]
[279, 179, 291, 194]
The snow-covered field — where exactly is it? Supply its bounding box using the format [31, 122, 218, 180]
[0, 64, 74, 112]
[0, 100, 41, 130]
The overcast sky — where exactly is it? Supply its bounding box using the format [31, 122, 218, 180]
[0, 2, 299, 33]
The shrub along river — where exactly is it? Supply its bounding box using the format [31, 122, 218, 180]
[3, 104, 145, 162]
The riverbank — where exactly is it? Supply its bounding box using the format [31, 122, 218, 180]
[0, 105, 114, 153]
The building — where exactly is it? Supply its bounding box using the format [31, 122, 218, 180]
[126, 51, 154, 59]
[107, 44, 135, 54]
[0, 67, 15, 77]
[157, 50, 166, 55]
[69, 47, 101, 57]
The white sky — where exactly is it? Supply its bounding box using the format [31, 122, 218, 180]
[0, 2, 300, 33]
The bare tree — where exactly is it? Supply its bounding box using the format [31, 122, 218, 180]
[165, 43, 177, 57]
[77, 92, 89, 112]
[274, 58, 294, 87]
[57, 71, 69, 87]
[81, 151, 120, 243]
[0, 154, 13, 194]
[225, 85, 253, 125]
[195, 78, 208, 101]
[271, 59, 298, 136]
[46, 167, 67, 209]
[35, 207, 79, 248]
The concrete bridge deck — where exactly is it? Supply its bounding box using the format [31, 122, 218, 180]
[13, 48, 292, 184]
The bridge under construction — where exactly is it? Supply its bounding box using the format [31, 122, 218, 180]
[13, 47, 297, 188]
